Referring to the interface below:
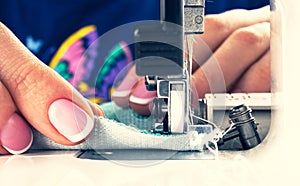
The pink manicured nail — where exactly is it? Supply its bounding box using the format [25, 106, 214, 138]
[0, 113, 33, 154]
[129, 81, 157, 105]
[48, 99, 94, 143]
[112, 75, 139, 107]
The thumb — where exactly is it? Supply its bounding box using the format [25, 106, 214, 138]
[0, 22, 95, 145]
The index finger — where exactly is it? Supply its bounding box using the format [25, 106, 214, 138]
[0, 22, 95, 145]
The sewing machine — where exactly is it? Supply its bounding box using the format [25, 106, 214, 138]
[134, 0, 267, 151]
[1, 0, 293, 185]
[135, 0, 203, 135]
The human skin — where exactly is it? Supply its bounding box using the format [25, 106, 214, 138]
[0, 22, 104, 154]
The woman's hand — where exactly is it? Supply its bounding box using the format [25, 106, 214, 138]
[192, 6, 270, 97]
[0, 22, 104, 155]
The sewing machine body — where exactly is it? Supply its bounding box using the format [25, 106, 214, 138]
[134, 0, 265, 151]
[135, 0, 205, 135]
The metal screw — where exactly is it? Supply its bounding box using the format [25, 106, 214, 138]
[195, 15, 203, 24]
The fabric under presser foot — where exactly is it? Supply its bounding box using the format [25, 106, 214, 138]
[30, 102, 216, 151]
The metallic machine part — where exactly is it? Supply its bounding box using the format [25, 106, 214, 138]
[136, 0, 205, 134]
[184, 0, 205, 34]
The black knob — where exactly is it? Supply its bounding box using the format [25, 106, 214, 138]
[228, 104, 261, 150]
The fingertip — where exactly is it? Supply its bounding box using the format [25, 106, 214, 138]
[111, 91, 131, 108]
[111, 68, 140, 108]
[112, 86, 133, 108]
[129, 101, 153, 116]
[48, 99, 94, 143]
[129, 81, 156, 116]
[0, 113, 33, 155]
[88, 101, 106, 117]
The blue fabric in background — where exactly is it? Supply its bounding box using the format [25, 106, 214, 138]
[206, 0, 269, 14]
[0, 0, 269, 64]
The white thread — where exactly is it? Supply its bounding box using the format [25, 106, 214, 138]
[222, 121, 236, 137]
[192, 114, 220, 129]
[205, 140, 219, 160]
[185, 34, 223, 158]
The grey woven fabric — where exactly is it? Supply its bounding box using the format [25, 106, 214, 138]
[31, 102, 215, 151]
[100, 102, 155, 130]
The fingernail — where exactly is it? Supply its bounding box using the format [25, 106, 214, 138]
[112, 76, 139, 107]
[0, 113, 33, 154]
[129, 81, 156, 105]
[48, 99, 94, 143]
[129, 81, 156, 115]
